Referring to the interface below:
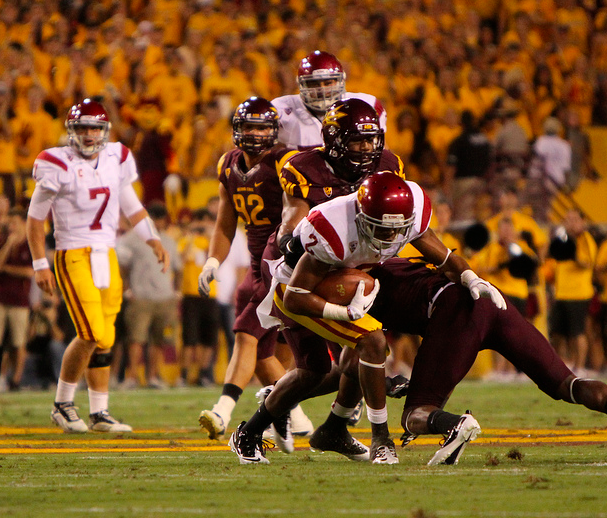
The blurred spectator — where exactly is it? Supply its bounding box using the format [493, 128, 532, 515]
[132, 97, 179, 205]
[176, 207, 220, 387]
[547, 209, 597, 375]
[529, 116, 572, 221]
[22, 293, 67, 390]
[564, 108, 598, 191]
[117, 202, 182, 388]
[444, 110, 492, 222]
[0, 82, 17, 205]
[0, 207, 34, 391]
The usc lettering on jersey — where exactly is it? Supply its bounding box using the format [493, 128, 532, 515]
[33, 142, 138, 250]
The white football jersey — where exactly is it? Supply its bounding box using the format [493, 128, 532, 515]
[32, 142, 138, 250]
[271, 181, 431, 287]
[271, 92, 387, 150]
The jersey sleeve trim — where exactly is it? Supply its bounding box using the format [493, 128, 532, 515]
[37, 151, 67, 171]
[120, 144, 129, 164]
[307, 210, 344, 260]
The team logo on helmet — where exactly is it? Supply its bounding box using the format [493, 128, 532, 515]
[323, 187, 333, 197]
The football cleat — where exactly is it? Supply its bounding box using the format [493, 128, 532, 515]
[256, 385, 314, 437]
[347, 399, 364, 427]
[427, 411, 481, 466]
[370, 436, 399, 464]
[271, 412, 294, 454]
[51, 402, 88, 433]
[309, 423, 369, 461]
[386, 374, 409, 398]
[229, 422, 270, 464]
[400, 430, 418, 447]
[89, 410, 133, 432]
[199, 410, 226, 440]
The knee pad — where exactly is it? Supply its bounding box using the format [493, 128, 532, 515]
[88, 351, 113, 369]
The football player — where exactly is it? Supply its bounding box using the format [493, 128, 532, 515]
[197, 97, 313, 441]
[26, 98, 170, 433]
[228, 172, 504, 465]
[272, 50, 387, 150]
[367, 257, 607, 465]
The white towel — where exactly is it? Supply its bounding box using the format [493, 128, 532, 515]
[90, 244, 110, 290]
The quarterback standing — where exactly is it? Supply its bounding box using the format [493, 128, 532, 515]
[26, 99, 169, 433]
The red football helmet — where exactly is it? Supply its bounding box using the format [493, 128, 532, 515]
[322, 98, 384, 182]
[232, 97, 279, 156]
[65, 99, 111, 157]
[298, 50, 346, 112]
[356, 172, 416, 256]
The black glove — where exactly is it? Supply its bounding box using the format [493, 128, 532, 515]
[386, 374, 409, 398]
[279, 234, 305, 269]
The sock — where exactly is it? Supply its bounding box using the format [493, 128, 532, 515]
[324, 410, 349, 431]
[221, 383, 243, 401]
[371, 422, 390, 438]
[241, 402, 274, 437]
[427, 410, 461, 435]
[331, 401, 356, 419]
[88, 389, 109, 414]
[212, 395, 237, 423]
[366, 405, 388, 424]
[55, 379, 78, 404]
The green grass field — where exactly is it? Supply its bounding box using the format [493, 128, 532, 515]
[1, 380, 607, 518]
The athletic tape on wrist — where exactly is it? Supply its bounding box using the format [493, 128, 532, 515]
[204, 257, 220, 270]
[322, 302, 350, 320]
[33, 258, 50, 271]
[133, 216, 160, 242]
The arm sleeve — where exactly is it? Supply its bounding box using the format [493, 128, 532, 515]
[28, 184, 57, 220]
[119, 183, 144, 218]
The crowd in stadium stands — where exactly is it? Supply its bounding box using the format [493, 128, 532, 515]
[2, 0, 607, 391]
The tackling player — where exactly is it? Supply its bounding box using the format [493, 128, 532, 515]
[368, 257, 607, 465]
[272, 50, 387, 150]
[229, 172, 505, 464]
[26, 99, 170, 433]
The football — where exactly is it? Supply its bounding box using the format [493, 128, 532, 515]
[313, 268, 375, 306]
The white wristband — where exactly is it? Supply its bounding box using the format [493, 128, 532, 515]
[33, 258, 50, 271]
[204, 257, 220, 270]
[322, 302, 351, 321]
[133, 216, 160, 242]
[460, 269, 478, 287]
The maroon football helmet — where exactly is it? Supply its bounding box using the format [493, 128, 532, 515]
[232, 97, 279, 156]
[356, 172, 416, 256]
[298, 50, 346, 112]
[322, 98, 384, 182]
[65, 99, 111, 157]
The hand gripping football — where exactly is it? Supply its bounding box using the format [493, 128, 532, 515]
[313, 268, 375, 306]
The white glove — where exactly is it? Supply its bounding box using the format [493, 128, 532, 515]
[346, 279, 380, 320]
[198, 257, 220, 297]
[461, 270, 507, 310]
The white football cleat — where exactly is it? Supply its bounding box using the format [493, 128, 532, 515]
[199, 410, 226, 440]
[51, 402, 88, 433]
[427, 411, 481, 466]
[89, 410, 132, 432]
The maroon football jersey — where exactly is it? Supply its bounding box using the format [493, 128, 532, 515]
[218, 147, 291, 260]
[0, 238, 33, 307]
[279, 148, 405, 208]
